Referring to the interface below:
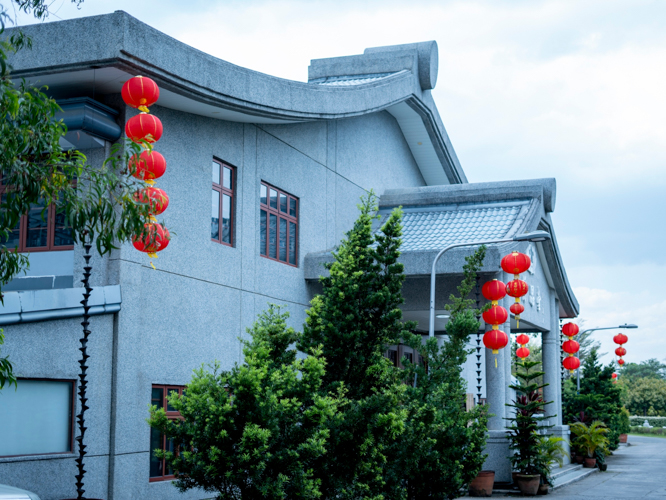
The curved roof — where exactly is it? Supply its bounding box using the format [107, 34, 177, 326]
[9, 11, 466, 184]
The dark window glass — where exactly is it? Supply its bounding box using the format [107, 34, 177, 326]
[279, 218, 287, 262]
[1, 192, 20, 248]
[259, 183, 298, 267]
[289, 222, 296, 265]
[149, 428, 164, 477]
[222, 194, 231, 244]
[212, 160, 234, 247]
[211, 190, 220, 240]
[25, 200, 48, 248]
[53, 206, 73, 247]
[151, 388, 164, 409]
[269, 214, 277, 259]
[150, 385, 184, 481]
[260, 210, 267, 256]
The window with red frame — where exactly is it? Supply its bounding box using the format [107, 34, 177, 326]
[259, 182, 298, 266]
[211, 160, 234, 246]
[149, 385, 184, 481]
[0, 174, 74, 252]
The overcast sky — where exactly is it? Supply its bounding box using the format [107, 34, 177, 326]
[14, 0, 666, 366]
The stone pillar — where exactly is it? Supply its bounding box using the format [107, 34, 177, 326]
[482, 309, 512, 482]
[546, 292, 570, 464]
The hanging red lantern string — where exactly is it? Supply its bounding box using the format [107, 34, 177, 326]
[129, 150, 166, 184]
[563, 356, 580, 374]
[612, 373, 618, 383]
[122, 76, 169, 268]
[482, 279, 506, 305]
[122, 76, 160, 113]
[482, 298, 509, 367]
[613, 332, 628, 367]
[562, 323, 580, 339]
[515, 333, 530, 359]
[501, 251, 531, 328]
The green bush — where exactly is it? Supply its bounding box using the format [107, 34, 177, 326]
[630, 426, 666, 435]
[617, 408, 631, 435]
[629, 416, 666, 427]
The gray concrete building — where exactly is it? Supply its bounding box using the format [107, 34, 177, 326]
[0, 11, 578, 499]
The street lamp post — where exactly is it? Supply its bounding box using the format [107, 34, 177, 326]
[428, 230, 551, 337]
[575, 323, 638, 391]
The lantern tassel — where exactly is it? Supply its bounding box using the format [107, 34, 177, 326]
[147, 252, 159, 270]
[495, 357, 498, 368]
[138, 105, 150, 113]
[516, 316, 520, 329]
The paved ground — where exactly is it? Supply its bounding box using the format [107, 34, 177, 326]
[549, 435, 666, 499]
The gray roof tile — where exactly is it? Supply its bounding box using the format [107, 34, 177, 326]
[378, 201, 529, 252]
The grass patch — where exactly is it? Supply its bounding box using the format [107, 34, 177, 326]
[629, 433, 666, 439]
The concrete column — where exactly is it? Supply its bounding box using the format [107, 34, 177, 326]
[542, 293, 559, 426]
[503, 295, 514, 419]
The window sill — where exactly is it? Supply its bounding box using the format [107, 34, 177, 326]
[0, 452, 75, 463]
[0, 285, 122, 326]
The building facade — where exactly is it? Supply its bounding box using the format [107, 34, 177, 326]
[0, 11, 577, 499]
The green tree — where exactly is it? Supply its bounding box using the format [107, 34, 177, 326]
[298, 192, 411, 499]
[384, 247, 489, 499]
[562, 349, 623, 449]
[148, 306, 343, 500]
[621, 359, 666, 382]
[621, 377, 666, 416]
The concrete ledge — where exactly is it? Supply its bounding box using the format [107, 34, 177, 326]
[0, 285, 121, 326]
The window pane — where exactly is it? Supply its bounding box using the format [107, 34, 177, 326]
[212, 162, 220, 184]
[279, 218, 287, 261]
[54, 206, 73, 247]
[152, 387, 164, 409]
[166, 388, 179, 412]
[166, 437, 176, 475]
[222, 194, 231, 244]
[260, 209, 267, 256]
[0, 380, 72, 456]
[260, 184, 267, 205]
[149, 427, 164, 477]
[269, 214, 277, 259]
[289, 197, 297, 217]
[211, 190, 220, 240]
[223, 167, 232, 190]
[269, 189, 277, 209]
[279, 193, 287, 213]
[26, 201, 48, 248]
[289, 222, 296, 265]
[0, 193, 20, 248]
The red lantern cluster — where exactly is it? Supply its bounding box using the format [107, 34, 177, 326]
[122, 76, 170, 262]
[613, 332, 628, 366]
[516, 333, 530, 359]
[561, 322, 580, 373]
[501, 251, 531, 328]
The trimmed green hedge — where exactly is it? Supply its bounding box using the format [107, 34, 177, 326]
[629, 416, 666, 427]
[630, 426, 666, 435]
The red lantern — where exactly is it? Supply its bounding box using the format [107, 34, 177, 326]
[501, 251, 531, 277]
[611, 373, 618, 379]
[562, 322, 580, 338]
[125, 114, 163, 144]
[563, 356, 580, 373]
[129, 150, 166, 183]
[482, 305, 508, 327]
[132, 222, 170, 254]
[562, 340, 580, 355]
[618, 358, 625, 366]
[134, 187, 169, 216]
[482, 280, 506, 304]
[483, 329, 508, 354]
[615, 347, 627, 357]
[506, 279, 528, 298]
[510, 303, 525, 316]
[516, 346, 530, 359]
[122, 76, 160, 112]
[516, 334, 530, 345]
[613, 333, 628, 345]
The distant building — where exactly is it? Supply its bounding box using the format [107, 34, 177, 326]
[0, 11, 577, 499]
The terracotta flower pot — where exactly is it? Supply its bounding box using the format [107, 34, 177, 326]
[515, 474, 540, 496]
[584, 457, 597, 468]
[575, 455, 584, 464]
[619, 433, 628, 443]
[469, 470, 495, 497]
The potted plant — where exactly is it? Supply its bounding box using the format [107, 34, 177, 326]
[506, 359, 552, 496]
[469, 470, 495, 497]
[570, 421, 609, 468]
[535, 435, 565, 494]
[618, 407, 631, 444]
